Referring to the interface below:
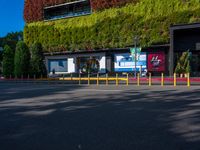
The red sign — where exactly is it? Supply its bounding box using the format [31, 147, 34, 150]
[148, 52, 165, 72]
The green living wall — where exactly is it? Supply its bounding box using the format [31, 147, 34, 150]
[24, 0, 200, 52]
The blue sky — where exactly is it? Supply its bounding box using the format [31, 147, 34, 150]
[0, 0, 25, 37]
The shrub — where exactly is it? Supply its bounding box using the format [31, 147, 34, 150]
[14, 41, 30, 77]
[175, 51, 191, 74]
[2, 45, 14, 78]
[30, 42, 46, 77]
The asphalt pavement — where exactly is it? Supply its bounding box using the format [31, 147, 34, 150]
[0, 82, 200, 150]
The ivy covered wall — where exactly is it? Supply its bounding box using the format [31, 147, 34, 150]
[24, 0, 200, 52]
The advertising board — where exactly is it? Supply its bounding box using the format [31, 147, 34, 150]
[147, 52, 165, 72]
[114, 53, 147, 72]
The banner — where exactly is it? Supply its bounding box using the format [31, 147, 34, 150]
[148, 52, 165, 72]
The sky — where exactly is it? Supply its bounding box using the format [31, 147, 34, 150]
[0, 0, 25, 37]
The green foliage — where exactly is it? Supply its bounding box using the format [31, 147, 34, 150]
[175, 51, 191, 74]
[0, 31, 23, 50]
[14, 41, 30, 77]
[30, 42, 46, 77]
[2, 45, 14, 78]
[24, 0, 200, 52]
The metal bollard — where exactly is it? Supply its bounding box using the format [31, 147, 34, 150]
[88, 73, 90, 85]
[70, 73, 73, 81]
[106, 73, 108, 85]
[161, 73, 164, 86]
[174, 73, 176, 87]
[79, 73, 81, 85]
[149, 73, 152, 86]
[137, 73, 140, 86]
[97, 73, 99, 86]
[116, 73, 119, 86]
[187, 73, 190, 87]
[126, 73, 129, 86]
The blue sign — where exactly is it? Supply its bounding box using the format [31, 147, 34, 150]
[114, 53, 147, 72]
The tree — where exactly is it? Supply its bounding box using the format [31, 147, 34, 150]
[30, 42, 46, 77]
[2, 45, 14, 78]
[14, 41, 30, 77]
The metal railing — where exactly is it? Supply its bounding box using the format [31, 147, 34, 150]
[1, 73, 198, 87]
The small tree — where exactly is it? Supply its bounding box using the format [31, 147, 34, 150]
[14, 41, 30, 77]
[30, 42, 46, 77]
[2, 45, 14, 78]
[175, 51, 190, 74]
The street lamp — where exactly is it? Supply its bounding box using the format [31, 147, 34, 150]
[134, 36, 139, 78]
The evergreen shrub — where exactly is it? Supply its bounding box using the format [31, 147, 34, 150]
[2, 45, 14, 78]
[14, 41, 30, 77]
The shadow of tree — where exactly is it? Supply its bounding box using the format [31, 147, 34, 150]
[0, 84, 200, 150]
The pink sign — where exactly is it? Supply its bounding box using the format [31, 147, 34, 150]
[148, 52, 165, 72]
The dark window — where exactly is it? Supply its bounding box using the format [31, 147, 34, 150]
[44, 0, 91, 21]
[48, 59, 68, 73]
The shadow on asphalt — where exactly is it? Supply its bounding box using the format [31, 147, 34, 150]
[0, 83, 200, 150]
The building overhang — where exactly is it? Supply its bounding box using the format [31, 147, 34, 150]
[44, 0, 88, 9]
[170, 22, 200, 31]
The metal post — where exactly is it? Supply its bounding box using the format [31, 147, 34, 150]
[126, 73, 129, 86]
[174, 73, 176, 87]
[134, 36, 137, 78]
[88, 73, 90, 85]
[116, 73, 118, 86]
[187, 73, 190, 87]
[106, 73, 108, 85]
[161, 73, 164, 86]
[97, 73, 99, 86]
[137, 73, 140, 86]
[149, 73, 152, 86]
[70, 73, 72, 81]
[79, 73, 81, 85]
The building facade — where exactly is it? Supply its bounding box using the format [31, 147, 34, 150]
[24, 0, 200, 76]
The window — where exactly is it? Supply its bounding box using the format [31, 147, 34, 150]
[44, 0, 91, 21]
[48, 59, 68, 73]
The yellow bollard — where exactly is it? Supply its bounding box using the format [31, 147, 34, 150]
[174, 73, 176, 87]
[116, 73, 119, 86]
[79, 73, 81, 85]
[137, 73, 140, 86]
[126, 73, 129, 86]
[149, 73, 152, 86]
[187, 73, 190, 87]
[161, 73, 164, 86]
[97, 73, 99, 86]
[88, 73, 90, 85]
[106, 73, 108, 85]
[70, 73, 73, 81]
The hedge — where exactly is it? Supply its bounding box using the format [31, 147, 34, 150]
[24, 0, 200, 52]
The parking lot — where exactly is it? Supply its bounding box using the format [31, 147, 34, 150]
[0, 82, 200, 150]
